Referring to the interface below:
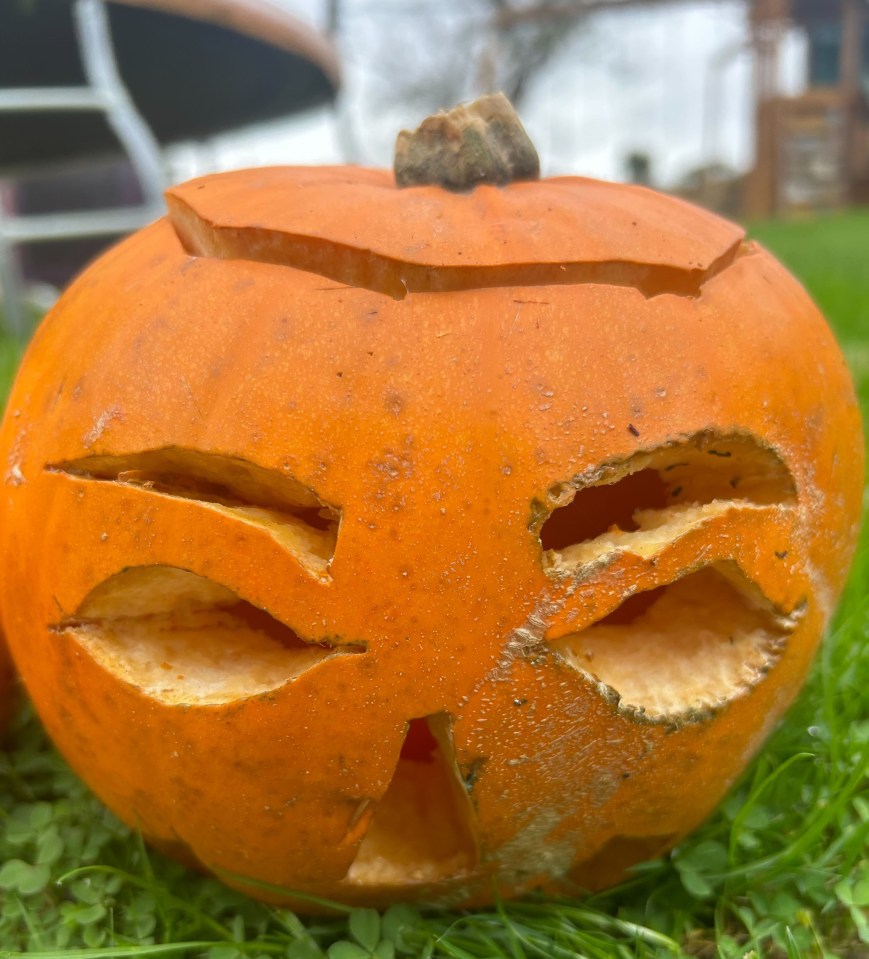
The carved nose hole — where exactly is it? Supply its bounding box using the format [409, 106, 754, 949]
[541, 469, 668, 549]
[52, 566, 363, 705]
[399, 714, 439, 762]
[550, 566, 794, 721]
[345, 714, 478, 887]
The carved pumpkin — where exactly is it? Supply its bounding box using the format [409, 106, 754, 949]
[0, 97, 862, 908]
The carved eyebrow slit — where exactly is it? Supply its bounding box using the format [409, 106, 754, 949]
[47, 448, 340, 579]
[52, 566, 364, 706]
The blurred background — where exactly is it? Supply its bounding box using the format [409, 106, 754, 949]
[0, 0, 867, 335]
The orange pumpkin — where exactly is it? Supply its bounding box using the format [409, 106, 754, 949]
[0, 96, 862, 908]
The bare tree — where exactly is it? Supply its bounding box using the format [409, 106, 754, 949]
[330, 0, 593, 163]
[483, 0, 588, 102]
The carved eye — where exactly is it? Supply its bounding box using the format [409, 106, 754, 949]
[46, 449, 361, 705]
[537, 431, 799, 721]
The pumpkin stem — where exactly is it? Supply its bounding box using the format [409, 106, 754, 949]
[393, 92, 540, 191]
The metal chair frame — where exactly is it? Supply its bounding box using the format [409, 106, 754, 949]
[0, 0, 165, 335]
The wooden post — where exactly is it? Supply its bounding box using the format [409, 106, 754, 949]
[744, 0, 789, 217]
[840, 0, 864, 200]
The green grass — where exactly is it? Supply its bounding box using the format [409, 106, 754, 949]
[0, 336, 24, 405]
[1, 211, 868, 958]
[751, 213, 869, 433]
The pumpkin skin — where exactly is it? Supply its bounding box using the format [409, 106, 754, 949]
[0, 165, 862, 908]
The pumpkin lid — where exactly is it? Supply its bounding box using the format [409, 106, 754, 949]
[165, 96, 744, 300]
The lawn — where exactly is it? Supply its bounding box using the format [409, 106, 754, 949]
[0, 211, 867, 958]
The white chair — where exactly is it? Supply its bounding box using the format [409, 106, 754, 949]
[0, 0, 340, 336]
[0, 0, 163, 335]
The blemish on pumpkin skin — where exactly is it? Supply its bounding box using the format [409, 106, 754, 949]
[384, 392, 405, 416]
[177, 257, 203, 278]
[272, 316, 292, 343]
[4, 460, 24, 487]
[494, 808, 574, 884]
[369, 452, 414, 482]
[462, 758, 486, 793]
[527, 498, 549, 531]
[82, 406, 123, 449]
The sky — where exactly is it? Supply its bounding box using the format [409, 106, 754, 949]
[187, 0, 806, 190]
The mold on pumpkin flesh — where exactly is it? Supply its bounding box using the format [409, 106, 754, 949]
[0, 158, 862, 909]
